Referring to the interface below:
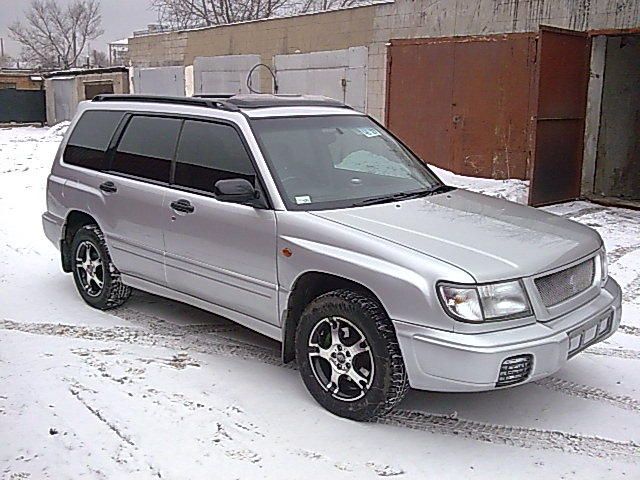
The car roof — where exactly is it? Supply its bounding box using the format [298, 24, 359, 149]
[90, 94, 363, 119]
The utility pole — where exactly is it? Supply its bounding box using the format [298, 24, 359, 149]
[72, 31, 77, 68]
[1, 37, 5, 58]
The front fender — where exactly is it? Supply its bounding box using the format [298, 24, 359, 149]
[276, 212, 473, 331]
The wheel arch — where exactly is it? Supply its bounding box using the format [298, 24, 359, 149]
[61, 210, 100, 272]
[281, 270, 385, 363]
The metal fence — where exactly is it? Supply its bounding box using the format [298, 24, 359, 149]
[0, 89, 46, 124]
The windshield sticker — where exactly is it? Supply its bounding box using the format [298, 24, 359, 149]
[355, 127, 381, 138]
[295, 195, 312, 205]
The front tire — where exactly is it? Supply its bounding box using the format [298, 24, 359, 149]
[70, 224, 131, 310]
[295, 289, 409, 421]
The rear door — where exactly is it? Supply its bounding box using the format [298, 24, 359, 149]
[97, 115, 182, 285]
[163, 119, 279, 327]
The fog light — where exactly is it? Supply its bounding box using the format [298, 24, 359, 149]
[496, 354, 533, 387]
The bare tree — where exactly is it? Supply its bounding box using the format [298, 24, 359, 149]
[90, 49, 109, 67]
[0, 55, 14, 68]
[150, 0, 362, 29]
[9, 0, 103, 69]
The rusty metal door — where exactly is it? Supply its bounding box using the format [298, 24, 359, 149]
[386, 34, 537, 180]
[529, 27, 590, 206]
[385, 40, 454, 170]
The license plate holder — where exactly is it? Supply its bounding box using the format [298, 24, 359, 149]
[567, 311, 613, 358]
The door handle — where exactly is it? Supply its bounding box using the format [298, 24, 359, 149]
[99, 181, 117, 193]
[170, 199, 195, 213]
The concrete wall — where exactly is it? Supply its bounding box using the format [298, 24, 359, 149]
[127, 0, 640, 121]
[581, 36, 607, 196]
[593, 35, 640, 200]
[367, 0, 640, 119]
[129, 5, 378, 97]
[0, 74, 42, 90]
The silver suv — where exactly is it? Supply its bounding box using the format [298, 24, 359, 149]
[42, 94, 622, 420]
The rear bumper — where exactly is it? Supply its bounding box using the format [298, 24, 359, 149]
[42, 211, 64, 249]
[394, 277, 622, 392]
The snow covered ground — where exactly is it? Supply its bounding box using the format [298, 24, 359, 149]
[1, 125, 640, 480]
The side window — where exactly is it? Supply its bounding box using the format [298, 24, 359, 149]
[112, 116, 182, 183]
[174, 120, 257, 193]
[64, 110, 124, 169]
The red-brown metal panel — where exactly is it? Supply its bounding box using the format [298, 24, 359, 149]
[450, 36, 537, 179]
[386, 40, 454, 171]
[529, 27, 590, 206]
[386, 34, 537, 180]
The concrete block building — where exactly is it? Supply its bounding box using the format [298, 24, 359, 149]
[44, 67, 130, 125]
[126, 0, 640, 207]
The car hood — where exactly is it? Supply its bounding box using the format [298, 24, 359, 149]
[310, 189, 602, 282]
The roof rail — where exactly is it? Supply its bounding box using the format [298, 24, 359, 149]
[193, 94, 235, 99]
[224, 94, 350, 109]
[91, 94, 240, 112]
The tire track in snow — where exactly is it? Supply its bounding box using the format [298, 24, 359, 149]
[0, 318, 286, 367]
[609, 244, 640, 265]
[3, 317, 640, 461]
[377, 410, 640, 461]
[111, 306, 242, 335]
[535, 377, 640, 413]
[586, 346, 640, 360]
[620, 324, 640, 337]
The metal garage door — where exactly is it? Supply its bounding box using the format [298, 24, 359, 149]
[193, 55, 262, 95]
[386, 34, 537, 180]
[528, 27, 590, 206]
[52, 77, 76, 124]
[0, 89, 46, 123]
[274, 47, 368, 112]
[132, 66, 185, 96]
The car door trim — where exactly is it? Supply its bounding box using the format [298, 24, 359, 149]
[121, 272, 282, 341]
[164, 250, 276, 297]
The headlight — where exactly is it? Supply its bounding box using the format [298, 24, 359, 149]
[438, 280, 532, 323]
[595, 248, 608, 287]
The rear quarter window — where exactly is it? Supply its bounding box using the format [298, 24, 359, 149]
[64, 110, 124, 170]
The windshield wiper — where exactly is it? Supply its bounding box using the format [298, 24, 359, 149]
[427, 184, 455, 195]
[351, 184, 455, 207]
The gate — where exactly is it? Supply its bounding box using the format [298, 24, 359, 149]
[386, 28, 590, 205]
[132, 66, 185, 96]
[194, 55, 262, 95]
[529, 27, 590, 206]
[0, 89, 46, 123]
[386, 34, 537, 180]
[275, 47, 368, 112]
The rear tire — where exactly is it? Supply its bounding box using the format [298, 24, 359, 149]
[295, 289, 409, 421]
[70, 224, 131, 310]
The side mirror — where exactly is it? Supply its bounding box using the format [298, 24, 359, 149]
[214, 178, 261, 205]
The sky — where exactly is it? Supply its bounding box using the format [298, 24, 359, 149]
[0, 0, 158, 58]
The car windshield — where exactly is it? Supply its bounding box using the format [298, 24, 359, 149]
[251, 115, 444, 210]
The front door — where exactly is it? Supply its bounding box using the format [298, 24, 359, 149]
[163, 119, 279, 327]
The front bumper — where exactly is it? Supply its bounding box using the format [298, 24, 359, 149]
[394, 277, 622, 392]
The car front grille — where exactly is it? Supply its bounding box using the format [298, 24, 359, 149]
[534, 258, 595, 307]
